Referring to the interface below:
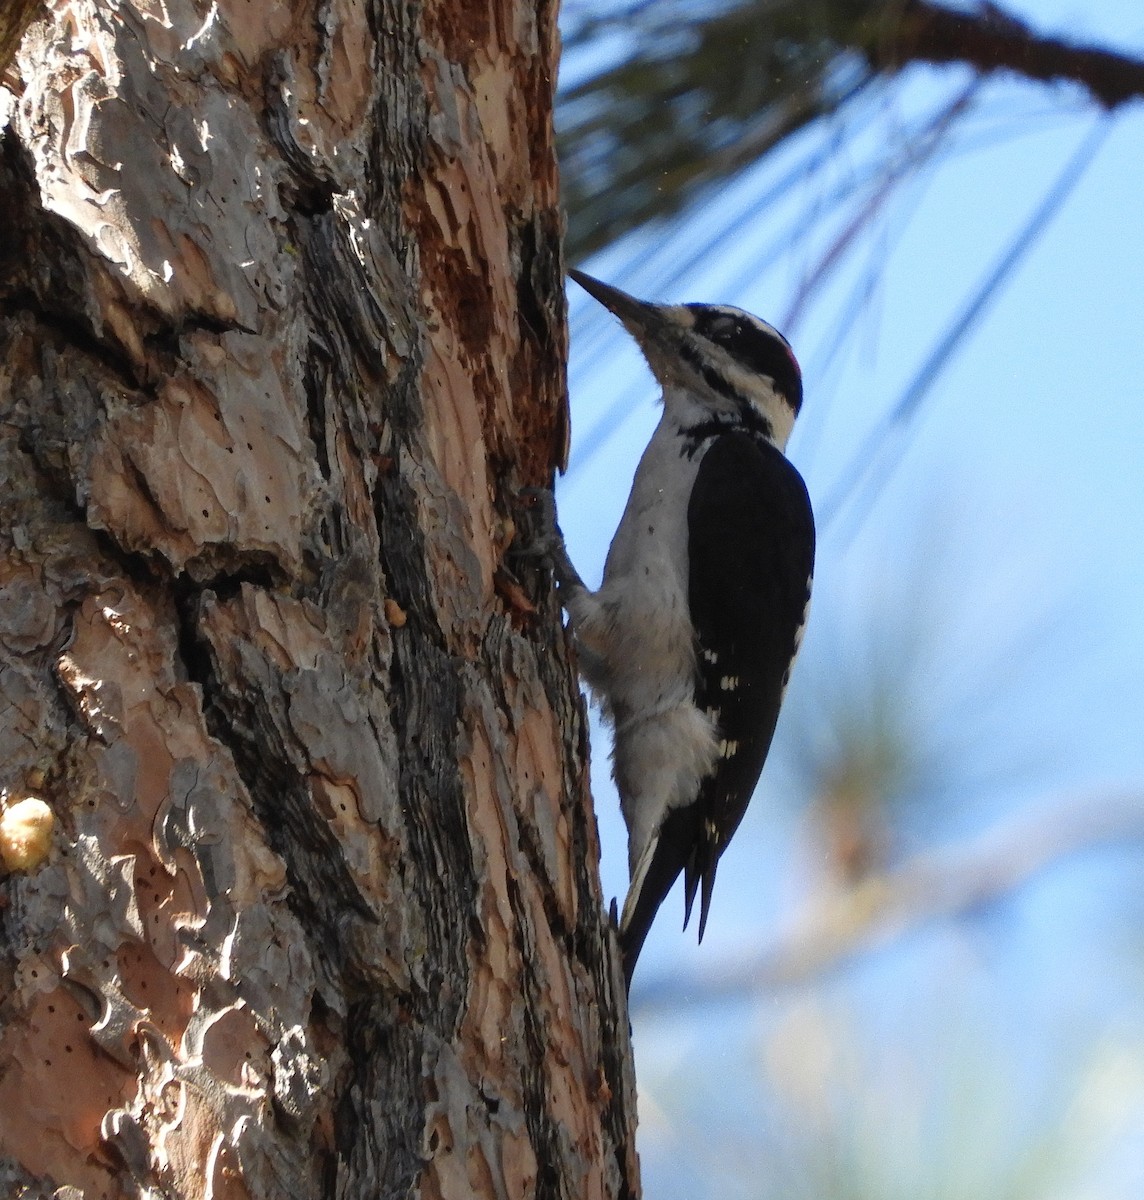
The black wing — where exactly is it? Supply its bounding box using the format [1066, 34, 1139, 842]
[620, 432, 814, 984]
[686, 432, 814, 931]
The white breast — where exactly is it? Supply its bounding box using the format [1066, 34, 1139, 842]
[592, 415, 707, 717]
[559, 403, 723, 873]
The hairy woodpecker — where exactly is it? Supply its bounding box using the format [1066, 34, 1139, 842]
[539, 270, 815, 987]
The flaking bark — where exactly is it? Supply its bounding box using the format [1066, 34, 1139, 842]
[0, 1, 638, 1197]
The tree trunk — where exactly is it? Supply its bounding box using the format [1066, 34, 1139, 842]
[0, 2, 639, 1197]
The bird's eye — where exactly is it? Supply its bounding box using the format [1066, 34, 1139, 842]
[705, 316, 739, 343]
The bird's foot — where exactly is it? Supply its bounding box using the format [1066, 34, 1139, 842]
[515, 487, 580, 588]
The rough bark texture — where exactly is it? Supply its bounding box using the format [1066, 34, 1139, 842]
[0, 1, 638, 1197]
[0, 0, 41, 76]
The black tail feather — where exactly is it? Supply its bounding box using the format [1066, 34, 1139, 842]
[619, 806, 706, 989]
[696, 855, 718, 942]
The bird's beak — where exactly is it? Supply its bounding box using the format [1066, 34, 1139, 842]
[569, 270, 663, 340]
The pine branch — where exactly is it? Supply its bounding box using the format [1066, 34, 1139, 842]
[870, 0, 1144, 108]
[559, 0, 1144, 259]
[632, 790, 1144, 1010]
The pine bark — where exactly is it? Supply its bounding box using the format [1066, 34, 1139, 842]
[0, 1, 638, 1197]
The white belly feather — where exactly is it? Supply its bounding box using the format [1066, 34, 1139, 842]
[563, 417, 720, 872]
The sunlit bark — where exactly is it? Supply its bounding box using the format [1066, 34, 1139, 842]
[0, 1, 638, 1196]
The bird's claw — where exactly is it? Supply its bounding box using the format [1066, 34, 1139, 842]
[516, 486, 564, 561]
[515, 486, 586, 599]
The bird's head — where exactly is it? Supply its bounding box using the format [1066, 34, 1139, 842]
[570, 269, 802, 449]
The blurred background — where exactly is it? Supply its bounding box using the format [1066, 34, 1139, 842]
[553, 1, 1144, 1196]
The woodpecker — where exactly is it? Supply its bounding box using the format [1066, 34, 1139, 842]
[538, 270, 815, 987]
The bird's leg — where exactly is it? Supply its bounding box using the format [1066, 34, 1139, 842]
[516, 487, 587, 595]
[516, 487, 610, 689]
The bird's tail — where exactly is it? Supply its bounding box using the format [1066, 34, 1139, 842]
[682, 823, 720, 942]
[618, 805, 706, 989]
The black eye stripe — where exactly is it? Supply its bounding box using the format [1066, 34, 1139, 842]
[678, 342, 746, 405]
[688, 306, 802, 412]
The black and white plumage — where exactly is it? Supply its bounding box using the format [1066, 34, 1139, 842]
[543, 270, 815, 987]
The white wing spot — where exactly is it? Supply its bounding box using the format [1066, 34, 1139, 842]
[702, 648, 719, 664]
[789, 579, 813, 656]
[780, 579, 814, 701]
[719, 675, 739, 691]
[718, 739, 739, 759]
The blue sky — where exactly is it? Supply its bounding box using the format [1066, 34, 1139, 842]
[557, 2, 1144, 1194]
